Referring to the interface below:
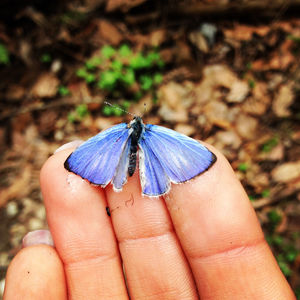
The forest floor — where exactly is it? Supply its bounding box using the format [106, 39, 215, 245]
[0, 0, 300, 297]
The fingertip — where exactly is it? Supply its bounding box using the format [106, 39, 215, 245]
[4, 245, 67, 299]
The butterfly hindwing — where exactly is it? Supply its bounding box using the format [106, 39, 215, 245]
[138, 124, 216, 195]
[65, 123, 130, 186]
[138, 139, 170, 196]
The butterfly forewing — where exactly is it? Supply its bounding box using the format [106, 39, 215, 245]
[138, 124, 216, 195]
[65, 123, 130, 186]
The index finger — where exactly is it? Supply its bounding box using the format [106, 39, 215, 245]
[165, 145, 295, 299]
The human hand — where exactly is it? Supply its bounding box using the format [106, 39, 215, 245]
[4, 142, 296, 299]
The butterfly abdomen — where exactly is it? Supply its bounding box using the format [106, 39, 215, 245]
[128, 117, 143, 176]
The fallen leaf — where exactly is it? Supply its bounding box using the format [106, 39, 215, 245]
[158, 82, 191, 122]
[272, 161, 300, 183]
[235, 113, 258, 139]
[242, 82, 271, 115]
[203, 100, 231, 129]
[174, 124, 195, 136]
[31, 73, 60, 98]
[0, 166, 32, 208]
[96, 20, 123, 45]
[226, 80, 249, 103]
[106, 0, 147, 12]
[273, 83, 294, 117]
[189, 31, 209, 53]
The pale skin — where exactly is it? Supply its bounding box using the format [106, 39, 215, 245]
[4, 142, 296, 299]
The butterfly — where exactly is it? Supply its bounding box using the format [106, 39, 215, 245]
[64, 116, 216, 197]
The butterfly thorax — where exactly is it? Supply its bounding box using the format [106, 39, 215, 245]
[128, 117, 144, 176]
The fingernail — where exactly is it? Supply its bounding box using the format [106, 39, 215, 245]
[22, 230, 54, 248]
[54, 140, 84, 154]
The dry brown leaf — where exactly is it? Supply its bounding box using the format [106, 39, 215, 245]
[235, 113, 258, 140]
[226, 80, 249, 103]
[0, 166, 32, 208]
[149, 29, 166, 47]
[31, 73, 60, 98]
[174, 124, 195, 136]
[273, 83, 294, 117]
[272, 161, 300, 183]
[96, 20, 123, 45]
[203, 100, 231, 129]
[224, 24, 269, 41]
[106, 0, 147, 12]
[6, 84, 26, 101]
[189, 31, 209, 53]
[242, 82, 271, 115]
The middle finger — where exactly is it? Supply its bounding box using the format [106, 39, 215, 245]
[106, 173, 198, 299]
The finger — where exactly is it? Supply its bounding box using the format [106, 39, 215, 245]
[165, 145, 295, 299]
[106, 172, 198, 299]
[4, 245, 66, 300]
[40, 149, 128, 300]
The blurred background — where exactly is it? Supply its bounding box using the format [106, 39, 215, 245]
[0, 0, 300, 297]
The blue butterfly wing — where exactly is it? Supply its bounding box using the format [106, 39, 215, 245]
[65, 123, 130, 187]
[138, 124, 216, 196]
[112, 135, 131, 190]
[138, 139, 170, 196]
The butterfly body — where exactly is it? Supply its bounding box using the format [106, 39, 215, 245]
[64, 117, 216, 197]
[127, 117, 144, 176]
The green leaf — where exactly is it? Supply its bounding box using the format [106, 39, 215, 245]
[40, 53, 52, 63]
[272, 234, 283, 246]
[268, 210, 282, 226]
[111, 60, 123, 71]
[129, 53, 150, 69]
[285, 249, 298, 262]
[58, 85, 71, 97]
[119, 44, 132, 57]
[121, 100, 131, 110]
[112, 106, 123, 116]
[153, 73, 163, 85]
[87, 74, 96, 83]
[248, 79, 256, 89]
[140, 75, 153, 90]
[86, 56, 102, 70]
[261, 189, 270, 198]
[248, 195, 256, 201]
[0, 43, 9, 65]
[101, 45, 116, 59]
[98, 70, 119, 90]
[102, 105, 113, 116]
[238, 163, 249, 172]
[277, 260, 292, 277]
[287, 35, 300, 43]
[76, 68, 88, 78]
[76, 104, 89, 119]
[68, 113, 76, 123]
[134, 91, 143, 100]
[120, 68, 135, 86]
[262, 137, 278, 152]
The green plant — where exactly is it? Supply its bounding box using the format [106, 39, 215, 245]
[248, 78, 256, 89]
[262, 137, 278, 152]
[68, 104, 89, 123]
[58, 85, 71, 97]
[268, 209, 282, 228]
[261, 189, 270, 198]
[265, 208, 300, 279]
[0, 43, 9, 65]
[75, 44, 164, 116]
[238, 162, 249, 172]
[41, 53, 52, 63]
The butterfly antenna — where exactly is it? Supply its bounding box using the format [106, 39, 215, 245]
[104, 101, 135, 117]
[141, 103, 147, 118]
